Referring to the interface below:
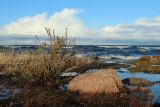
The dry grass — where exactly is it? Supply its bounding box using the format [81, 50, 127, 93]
[0, 28, 97, 86]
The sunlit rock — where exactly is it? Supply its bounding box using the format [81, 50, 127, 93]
[68, 69, 124, 94]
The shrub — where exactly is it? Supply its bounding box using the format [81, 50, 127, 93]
[2, 28, 97, 86]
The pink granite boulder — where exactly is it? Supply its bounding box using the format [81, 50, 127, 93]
[68, 69, 124, 94]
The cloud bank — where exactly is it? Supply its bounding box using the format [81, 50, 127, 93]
[102, 17, 160, 42]
[0, 8, 91, 37]
[0, 8, 160, 45]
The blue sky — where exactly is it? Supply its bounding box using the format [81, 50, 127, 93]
[1, 0, 160, 26]
[0, 0, 160, 45]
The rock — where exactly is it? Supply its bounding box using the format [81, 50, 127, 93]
[68, 69, 124, 94]
[61, 72, 78, 77]
[122, 77, 153, 86]
[129, 86, 150, 93]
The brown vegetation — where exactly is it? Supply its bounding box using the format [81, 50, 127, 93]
[0, 28, 99, 87]
[129, 56, 160, 73]
[8, 85, 152, 107]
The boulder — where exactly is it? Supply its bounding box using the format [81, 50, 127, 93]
[68, 69, 124, 94]
[122, 77, 153, 86]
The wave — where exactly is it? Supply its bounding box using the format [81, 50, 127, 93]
[100, 55, 140, 60]
[98, 45, 130, 49]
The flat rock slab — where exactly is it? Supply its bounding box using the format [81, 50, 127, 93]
[122, 77, 154, 86]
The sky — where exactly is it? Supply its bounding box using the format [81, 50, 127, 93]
[0, 0, 160, 45]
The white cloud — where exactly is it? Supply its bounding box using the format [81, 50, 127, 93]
[135, 17, 160, 26]
[102, 17, 160, 42]
[0, 8, 91, 37]
[1, 8, 160, 44]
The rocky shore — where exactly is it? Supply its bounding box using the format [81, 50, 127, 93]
[0, 55, 160, 107]
[129, 56, 160, 73]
